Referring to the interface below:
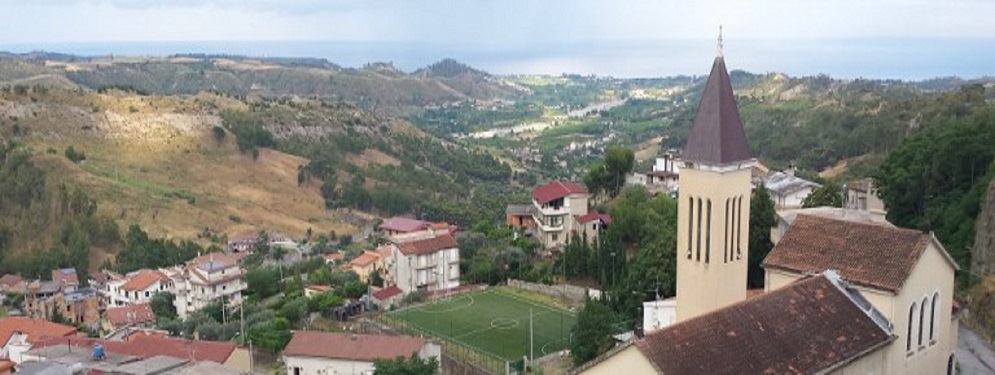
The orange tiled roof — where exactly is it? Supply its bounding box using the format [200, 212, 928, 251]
[283, 332, 426, 361]
[762, 214, 944, 293]
[0, 317, 78, 346]
[120, 270, 168, 292]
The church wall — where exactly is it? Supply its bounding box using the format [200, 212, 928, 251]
[888, 242, 957, 375]
[765, 269, 895, 321]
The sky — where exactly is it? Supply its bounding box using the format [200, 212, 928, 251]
[1, 0, 994, 78]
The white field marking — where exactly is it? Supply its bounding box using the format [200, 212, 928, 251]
[411, 293, 477, 314]
[493, 289, 579, 318]
[452, 308, 557, 341]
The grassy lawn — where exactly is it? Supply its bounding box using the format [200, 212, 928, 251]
[389, 289, 577, 362]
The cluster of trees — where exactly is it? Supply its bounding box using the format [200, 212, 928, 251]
[113, 225, 204, 274]
[877, 106, 995, 273]
[584, 146, 635, 199]
[221, 111, 276, 158]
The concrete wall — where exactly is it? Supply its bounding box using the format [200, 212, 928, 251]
[224, 347, 251, 373]
[828, 345, 888, 375]
[284, 355, 375, 375]
[576, 345, 657, 375]
[676, 164, 753, 322]
[508, 279, 593, 305]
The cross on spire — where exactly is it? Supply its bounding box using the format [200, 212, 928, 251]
[717, 25, 724, 57]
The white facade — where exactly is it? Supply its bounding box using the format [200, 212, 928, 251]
[391, 247, 460, 295]
[100, 272, 171, 307]
[167, 260, 246, 320]
[642, 299, 677, 334]
[532, 193, 588, 249]
[283, 343, 441, 375]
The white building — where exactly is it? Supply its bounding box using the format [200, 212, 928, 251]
[282, 332, 440, 375]
[166, 253, 247, 320]
[763, 171, 820, 209]
[531, 181, 590, 249]
[387, 231, 460, 295]
[103, 269, 172, 307]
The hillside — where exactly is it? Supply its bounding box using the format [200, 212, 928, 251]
[0, 85, 355, 257]
[0, 54, 524, 113]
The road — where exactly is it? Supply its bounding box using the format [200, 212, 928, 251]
[958, 324, 995, 374]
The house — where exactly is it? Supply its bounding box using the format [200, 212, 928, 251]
[107, 269, 171, 307]
[304, 285, 332, 299]
[0, 317, 78, 364]
[388, 231, 460, 295]
[505, 204, 534, 229]
[282, 331, 441, 375]
[380, 216, 431, 237]
[371, 286, 403, 310]
[763, 214, 959, 374]
[166, 253, 247, 320]
[227, 230, 294, 254]
[323, 252, 345, 265]
[531, 181, 590, 249]
[763, 171, 820, 209]
[50, 268, 79, 292]
[577, 272, 894, 374]
[22, 285, 100, 330]
[27, 334, 250, 373]
[0, 275, 25, 294]
[575, 213, 611, 242]
[350, 251, 385, 283]
[105, 303, 156, 331]
[847, 177, 887, 216]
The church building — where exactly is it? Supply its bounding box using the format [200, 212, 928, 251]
[575, 32, 959, 375]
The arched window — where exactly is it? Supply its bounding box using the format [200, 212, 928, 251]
[947, 354, 955, 375]
[736, 196, 743, 259]
[919, 297, 928, 348]
[907, 302, 917, 352]
[724, 198, 730, 263]
[696, 198, 703, 261]
[687, 196, 693, 259]
[930, 292, 939, 344]
[705, 199, 712, 263]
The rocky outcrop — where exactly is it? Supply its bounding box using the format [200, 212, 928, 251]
[971, 179, 995, 276]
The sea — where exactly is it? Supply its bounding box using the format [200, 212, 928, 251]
[2, 38, 994, 80]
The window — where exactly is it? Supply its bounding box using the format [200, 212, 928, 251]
[948, 354, 955, 375]
[736, 196, 743, 259]
[919, 297, 928, 348]
[724, 198, 730, 263]
[705, 199, 712, 263]
[552, 234, 558, 242]
[930, 292, 939, 344]
[696, 198, 703, 261]
[907, 302, 917, 353]
[145, 291, 150, 298]
[687, 196, 694, 259]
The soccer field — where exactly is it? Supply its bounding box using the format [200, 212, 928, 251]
[388, 288, 577, 361]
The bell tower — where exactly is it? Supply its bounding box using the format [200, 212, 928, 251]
[675, 29, 755, 322]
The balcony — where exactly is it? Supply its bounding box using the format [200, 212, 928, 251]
[536, 204, 569, 217]
[532, 214, 564, 232]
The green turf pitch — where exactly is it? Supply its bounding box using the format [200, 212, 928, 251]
[389, 289, 577, 361]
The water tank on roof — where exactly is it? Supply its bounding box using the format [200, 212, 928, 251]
[94, 344, 105, 360]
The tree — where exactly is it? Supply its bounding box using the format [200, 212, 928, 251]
[64, 146, 86, 163]
[571, 297, 617, 366]
[248, 317, 292, 354]
[748, 186, 777, 288]
[279, 297, 308, 325]
[151, 291, 177, 320]
[374, 353, 439, 375]
[802, 181, 843, 208]
[603, 146, 635, 197]
[584, 146, 635, 199]
[211, 126, 226, 143]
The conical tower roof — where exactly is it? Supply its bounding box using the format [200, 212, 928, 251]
[682, 56, 751, 165]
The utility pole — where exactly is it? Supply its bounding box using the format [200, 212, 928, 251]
[529, 308, 534, 368]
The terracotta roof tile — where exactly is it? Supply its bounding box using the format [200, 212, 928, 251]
[350, 251, 381, 267]
[683, 56, 752, 165]
[636, 274, 893, 374]
[0, 317, 78, 346]
[381, 217, 431, 233]
[52, 268, 79, 286]
[532, 181, 587, 204]
[576, 213, 611, 225]
[120, 270, 169, 292]
[0, 274, 23, 287]
[396, 233, 458, 256]
[283, 331, 426, 361]
[373, 286, 403, 300]
[763, 214, 934, 293]
[33, 335, 236, 364]
[106, 304, 157, 327]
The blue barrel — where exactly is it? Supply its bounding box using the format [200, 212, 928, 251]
[94, 344, 104, 359]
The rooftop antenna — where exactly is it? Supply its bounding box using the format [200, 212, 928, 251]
[717, 25, 724, 58]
